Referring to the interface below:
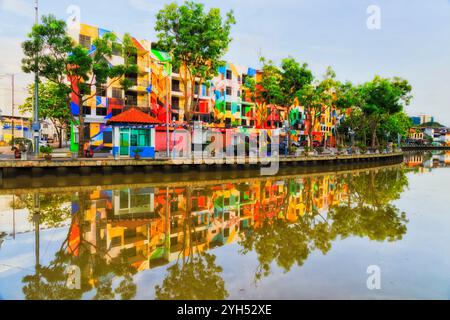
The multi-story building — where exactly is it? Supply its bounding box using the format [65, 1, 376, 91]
[68, 23, 154, 153]
[68, 23, 346, 156]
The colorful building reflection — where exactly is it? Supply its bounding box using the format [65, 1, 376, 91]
[67, 174, 354, 271]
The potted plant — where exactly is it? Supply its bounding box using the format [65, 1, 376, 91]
[40, 146, 54, 161]
[10, 138, 32, 160]
[357, 143, 367, 155]
[316, 146, 324, 155]
[134, 148, 144, 160]
[303, 146, 311, 157]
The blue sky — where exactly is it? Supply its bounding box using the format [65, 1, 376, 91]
[1, 0, 449, 124]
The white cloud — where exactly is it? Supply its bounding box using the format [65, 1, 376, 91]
[0, 0, 34, 19]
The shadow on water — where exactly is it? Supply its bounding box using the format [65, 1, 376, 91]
[0, 162, 411, 300]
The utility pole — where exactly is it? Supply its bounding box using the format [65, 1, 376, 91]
[166, 62, 170, 158]
[32, 0, 40, 157]
[11, 74, 15, 150]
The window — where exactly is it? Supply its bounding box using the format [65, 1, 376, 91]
[226, 87, 232, 96]
[104, 131, 113, 144]
[237, 90, 241, 97]
[97, 85, 107, 97]
[238, 75, 242, 82]
[82, 106, 91, 115]
[226, 70, 232, 80]
[96, 107, 107, 116]
[112, 87, 123, 99]
[125, 94, 137, 106]
[79, 35, 91, 49]
[194, 83, 200, 95]
[172, 79, 181, 92]
[172, 97, 180, 110]
[112, 109, 122, 116]
[226, 102, 232, 111]
[131, 129, 150, 147]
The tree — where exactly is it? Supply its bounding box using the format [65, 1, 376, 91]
[296, 68, 335, 148]
[379, 111, 413, 145]
[278, 57, 314, 149]
[333, 81, 361, 146]
[22, 15, 138, 157]
[242, 58, 286, 129]
[20, 81, 71, 148]
[155, 1, 235, 123]
[359, 76, 413, 148]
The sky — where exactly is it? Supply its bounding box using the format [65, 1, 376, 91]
[0, 0, 449, 124]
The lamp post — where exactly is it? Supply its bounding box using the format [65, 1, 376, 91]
[165, 62, 170, 158]
[32, 0, 40, 157]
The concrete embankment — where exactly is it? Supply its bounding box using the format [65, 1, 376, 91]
[0, 152, 404, 181]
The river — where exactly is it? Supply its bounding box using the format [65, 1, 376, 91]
[0, 151, 449, 300]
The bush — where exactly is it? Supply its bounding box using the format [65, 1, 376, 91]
[40, 146, 53, 155]
[10, 138, 32, 152]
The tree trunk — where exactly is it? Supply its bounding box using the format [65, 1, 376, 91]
[307, 110, 314, 149]
[371, 127, 377, 149]
[78, 95, 86, 158]
[57, 127, 63, 149]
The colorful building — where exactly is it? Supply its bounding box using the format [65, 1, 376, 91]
[68, 23, 347, 155]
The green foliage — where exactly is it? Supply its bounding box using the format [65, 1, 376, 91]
[296, 69, 335, 148]
[40, 146, 54, 155]
[155, 253, 228, 300]
[419, 122, 445, 128]
[279, 57, 313, 106]
[336, 76, 413, 148]
[22, 15, 138, 156]
[155, 1, 235, 121]
[239, 169, 409, 282]
[10, 138, 33, 152]
[20, 81, 72, 147]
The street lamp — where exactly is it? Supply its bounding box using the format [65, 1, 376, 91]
[32, 0, 40, 157]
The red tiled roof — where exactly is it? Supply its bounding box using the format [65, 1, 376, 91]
[107, 108, 163, 124]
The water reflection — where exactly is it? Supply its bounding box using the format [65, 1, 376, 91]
[405, 151, 450, 170]
[0, 164, 410, 300]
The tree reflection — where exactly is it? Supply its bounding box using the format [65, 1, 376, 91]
[0, 232, 6, 250]
[155, 253, 227, 300]
[155, 187, 228, 300]
[15, 167, 409, 299]
[240, 168, 409, 282]
[12, 193, 72, 228]
[21, 194, 137, 300]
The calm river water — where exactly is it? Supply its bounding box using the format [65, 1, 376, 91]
[0, 152, 449, 300]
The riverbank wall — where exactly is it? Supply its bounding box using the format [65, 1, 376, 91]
[0, 152, 404, 181]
